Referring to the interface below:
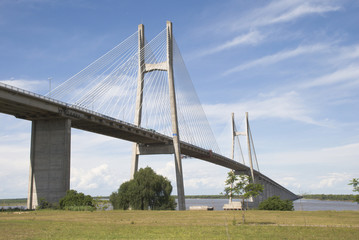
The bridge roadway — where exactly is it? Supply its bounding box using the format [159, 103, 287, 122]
[0, 83, 299, 204]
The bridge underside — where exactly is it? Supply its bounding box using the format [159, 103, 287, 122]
[0, 84, 299, 208]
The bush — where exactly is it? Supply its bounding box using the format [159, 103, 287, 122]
[59, 190, 95, 210]
[258, 196, 294, 211]
[1, 207, 29, 212]
[355, 195, 359, 204]
[37, 198, 51, 209]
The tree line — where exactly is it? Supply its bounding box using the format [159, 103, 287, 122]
[301, 194, 357, 201]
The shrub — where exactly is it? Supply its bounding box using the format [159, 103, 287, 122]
[349, 178, 359, 204]
[258, 196, 294, 211]
[37, 198, 51, 209]
[59, 190, 95, 210]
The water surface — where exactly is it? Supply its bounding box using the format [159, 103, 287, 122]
[180, 198, 359, 211]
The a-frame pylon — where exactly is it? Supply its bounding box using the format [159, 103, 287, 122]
[130, 21, 186, 210]
[231, 112, 260, 182]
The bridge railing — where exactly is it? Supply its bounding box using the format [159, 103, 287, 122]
[0, 82, 171, 139]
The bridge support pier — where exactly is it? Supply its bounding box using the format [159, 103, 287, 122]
[27, 118, 71, 209]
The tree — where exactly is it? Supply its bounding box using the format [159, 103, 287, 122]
[223, 172, 264, 209]
[223, 170, 238, 202]
[349, 178, 359, 204]
[110, 167, 177, 210]
[59, 190, 95, 210]
[223, 171, 263, 223]
[258, 196, 294, 211]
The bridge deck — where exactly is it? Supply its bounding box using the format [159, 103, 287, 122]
[0, 83, 299, 201]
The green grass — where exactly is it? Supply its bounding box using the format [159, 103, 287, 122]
[0, 210, 358, 239]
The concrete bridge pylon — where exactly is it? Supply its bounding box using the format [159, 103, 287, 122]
[130, 21, 186, 210]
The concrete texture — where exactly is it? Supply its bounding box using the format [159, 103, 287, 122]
[27, 119, 71, 209]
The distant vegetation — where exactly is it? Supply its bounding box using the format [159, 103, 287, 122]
[302, 194, 357, 201]
[0, 198, 27, 206]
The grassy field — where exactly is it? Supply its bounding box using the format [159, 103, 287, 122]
[0, 210, 358, 239]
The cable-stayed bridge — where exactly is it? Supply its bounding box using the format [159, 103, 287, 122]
[0, 22, 299, 210]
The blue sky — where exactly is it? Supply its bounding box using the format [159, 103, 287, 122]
[0, 0, 358, 198]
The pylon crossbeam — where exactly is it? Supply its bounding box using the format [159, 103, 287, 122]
[144, 62, 167, 73]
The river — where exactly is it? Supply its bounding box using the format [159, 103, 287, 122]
[178, 198, 359, 211]
[1, 198, 358, 211]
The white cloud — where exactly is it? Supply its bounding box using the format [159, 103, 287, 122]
[204, 91, 322, 126]
[299, 64, 359, 89]
[71, 164, 110, 190]
[195, 31, 264, 57]
[192, 1, 341, 61]
[226, 0, 341, 32]
[257, 142, 359, 194]
[277, 176, 301, 189]
[261, 142, 359, 166]
[335, 44, 359, 62]
[156, 161, 176, 182]
[223, 44, 329, 75]
[310, 172, 353, 190]
[0, 79, 48, 93]
[0, 120, 31, 198]
[265, 3, 341, 26]
[182, 160, 229, 194]
[185, 177, 220, 189]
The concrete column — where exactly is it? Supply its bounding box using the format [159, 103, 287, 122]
[245, 112, 255, 182]
[229, 113, 235, 203]
[27, 118, 71, 209]
[166, 21, 186, 210]
[131, 24, 145, 179]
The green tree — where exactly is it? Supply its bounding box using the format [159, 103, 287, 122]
[258, 196, 294, 211]
[59, 190, 95, 210]
[349, 178, 359, 204]
[110, 167, 177, 210]
[223, 171, 263, 223]
[223, 170, 238, 202]
[223, 172, 264, 209]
